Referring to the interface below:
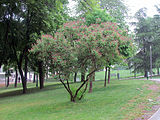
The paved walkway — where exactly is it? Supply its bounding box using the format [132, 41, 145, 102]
[148, 78, 160, 120]
[148, 108, 160, 120]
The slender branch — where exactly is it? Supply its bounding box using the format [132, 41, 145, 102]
[79, 81, 88, 100]
[66, 78, 73, 98]
[74, 69, 97, 98]
[59, 74, 73, 97]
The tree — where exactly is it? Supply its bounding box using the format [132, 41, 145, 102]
[130, 8, 153, 76]
[100, 0, 128, 26]
[129, 8, 160, 76]
[31, 18, 132, 102]
[74, 0, 128, 27]
[0, 0, 68, 93]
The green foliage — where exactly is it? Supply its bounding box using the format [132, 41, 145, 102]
[85, 9, 116, 26]
[31, 20, 132, 74]
[100, 0, 128, 26]
[74, 0, 100, 15]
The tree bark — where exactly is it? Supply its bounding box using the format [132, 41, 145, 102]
[19, 68, 27, 93]
[157, 67, 159, 75]
[36, 74, 38, 87]
[144, 71, 147, 77]
[108, 66, 111, 84]
[92, 72, 95, 81]
[38, 61, 44, 89]
[89, 66, 94, 93]
[81, 70, 85, 82]
[33, 73, 36, 83]
[89, 80, 92, 93]
[104, 67, 107, 87]
[74, 72, 77, 83]
[17, 54, 27, 93]
[14, 69, 18, 88]
[6, 70, 9, 87]
[24, 55, 28, 83]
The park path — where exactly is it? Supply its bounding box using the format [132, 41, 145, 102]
[148, 78, 160, 120]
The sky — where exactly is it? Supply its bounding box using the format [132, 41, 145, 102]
[124, 0, 160, 17]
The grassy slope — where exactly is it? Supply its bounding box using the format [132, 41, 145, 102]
[0, 79, 159, 120]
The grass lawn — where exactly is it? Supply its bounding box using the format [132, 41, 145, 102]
[0, 79, 160, 120]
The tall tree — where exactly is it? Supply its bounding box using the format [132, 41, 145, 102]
[130, 8, 153, 76]
[100, 0, 128, 26]
[0, 0, 68, 93]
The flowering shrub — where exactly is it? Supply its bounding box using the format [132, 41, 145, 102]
[31, 19, 133, 102]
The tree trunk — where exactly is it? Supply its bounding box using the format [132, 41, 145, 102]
[92, 72, 95, 81]
[14, 69, 18, 88]
[104, 67, 107, 87]
[36, 74, 38, 87]
[157, 68, 159, 75]
[33, 73, 36, 83]
[81, 70, 85, 82]
[17, 58, 27, 94]
[19, 68, 27, 93]
[74, 72, 77, 83]
[70, 97, 75, 102]
[89, 67, 94, 93]
[39, 61, 44, 89]
[6, 72, 9, 87]
[144, 71, 147, 77]
[24, 55, 28, 83]
[108, 66, 111, 84]
[89, 80, 92, 93]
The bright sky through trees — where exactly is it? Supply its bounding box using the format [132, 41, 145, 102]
[125, 0, 160, 17]
[68, 0, 160, 17]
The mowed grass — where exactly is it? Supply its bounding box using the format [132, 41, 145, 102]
[0, 79, 159, 120]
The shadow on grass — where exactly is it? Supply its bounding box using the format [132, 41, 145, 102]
[0, 83, 63, 99]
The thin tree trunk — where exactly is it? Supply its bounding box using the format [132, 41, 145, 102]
[36, 74, 38, 87]
[144, 71, 147, 77]
[14, 69, 18, 88]
[17, 58, 27, 93]
[104, 67, 107, 87]
[108, 66, 111, 84]
[89, 66, 94, 93]
[81, 70, 85, 82]
[24, 55, 28, 83]
[157, 67, 159, 75]
[6, 70, 9, 87]
[92, 72, 95, 81]
[89, 80, 92, 93]
[39, 61, 44, 89]
[74, 72, 77, 83]
[33, 73, 36, 83]
[19, 68, 27, 93]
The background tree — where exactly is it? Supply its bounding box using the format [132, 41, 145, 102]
[100, 0, 128, 26]
[129, 7, 160, 76]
